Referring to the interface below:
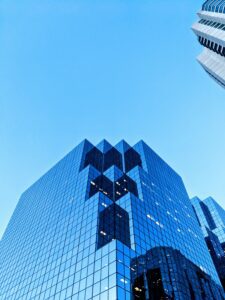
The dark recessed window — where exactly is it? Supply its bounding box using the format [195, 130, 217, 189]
[103, 147, 123, 171]
[89, 175, 113, 200]
[114, 174, 138, 201]
[124, 148, 142, 173]
[83, 147, 103, 172]
[97, 203, 131, 249]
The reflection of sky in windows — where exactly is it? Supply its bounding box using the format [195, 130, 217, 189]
[0, 139, 222, 300]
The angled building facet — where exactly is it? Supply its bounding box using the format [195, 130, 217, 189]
[192, 196, 225, 290]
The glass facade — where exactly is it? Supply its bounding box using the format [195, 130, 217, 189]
[192, 196, 225, 289]
[192, 0, 225, 88]
[0, 139, 224, 300]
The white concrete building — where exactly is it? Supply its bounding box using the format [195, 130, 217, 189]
[192, 0, 225, 88]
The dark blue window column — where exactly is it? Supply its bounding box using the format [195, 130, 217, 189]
[124, 147, 142, 172]
[97, 203, 131, 249]
[103, 147, 123, 171]
[83, 146, 103, 172]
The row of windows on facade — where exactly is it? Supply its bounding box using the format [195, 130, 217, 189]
[198, 35, 225, 57]
[199, 18, 225, 31]
[82, 146, 142, 174]
[202, 0, 225, 13]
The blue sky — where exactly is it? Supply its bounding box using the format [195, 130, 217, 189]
[1, 0, 225, 239]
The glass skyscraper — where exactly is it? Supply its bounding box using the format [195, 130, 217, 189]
[192, 196, 225, 289]
[192, 0, 225, 88]
[0, 140, 224, 299]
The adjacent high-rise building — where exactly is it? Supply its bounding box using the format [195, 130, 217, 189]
[0, 140, 224, 300]
[192, 196, 225, 289]
[192, 0, 225, 88]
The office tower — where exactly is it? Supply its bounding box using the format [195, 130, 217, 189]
[192, 0, 225, 88]
[0, 140, 224, 300]
[192, 196, 225, 289]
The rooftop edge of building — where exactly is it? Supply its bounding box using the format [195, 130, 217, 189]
[20, 139, 185, 198]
